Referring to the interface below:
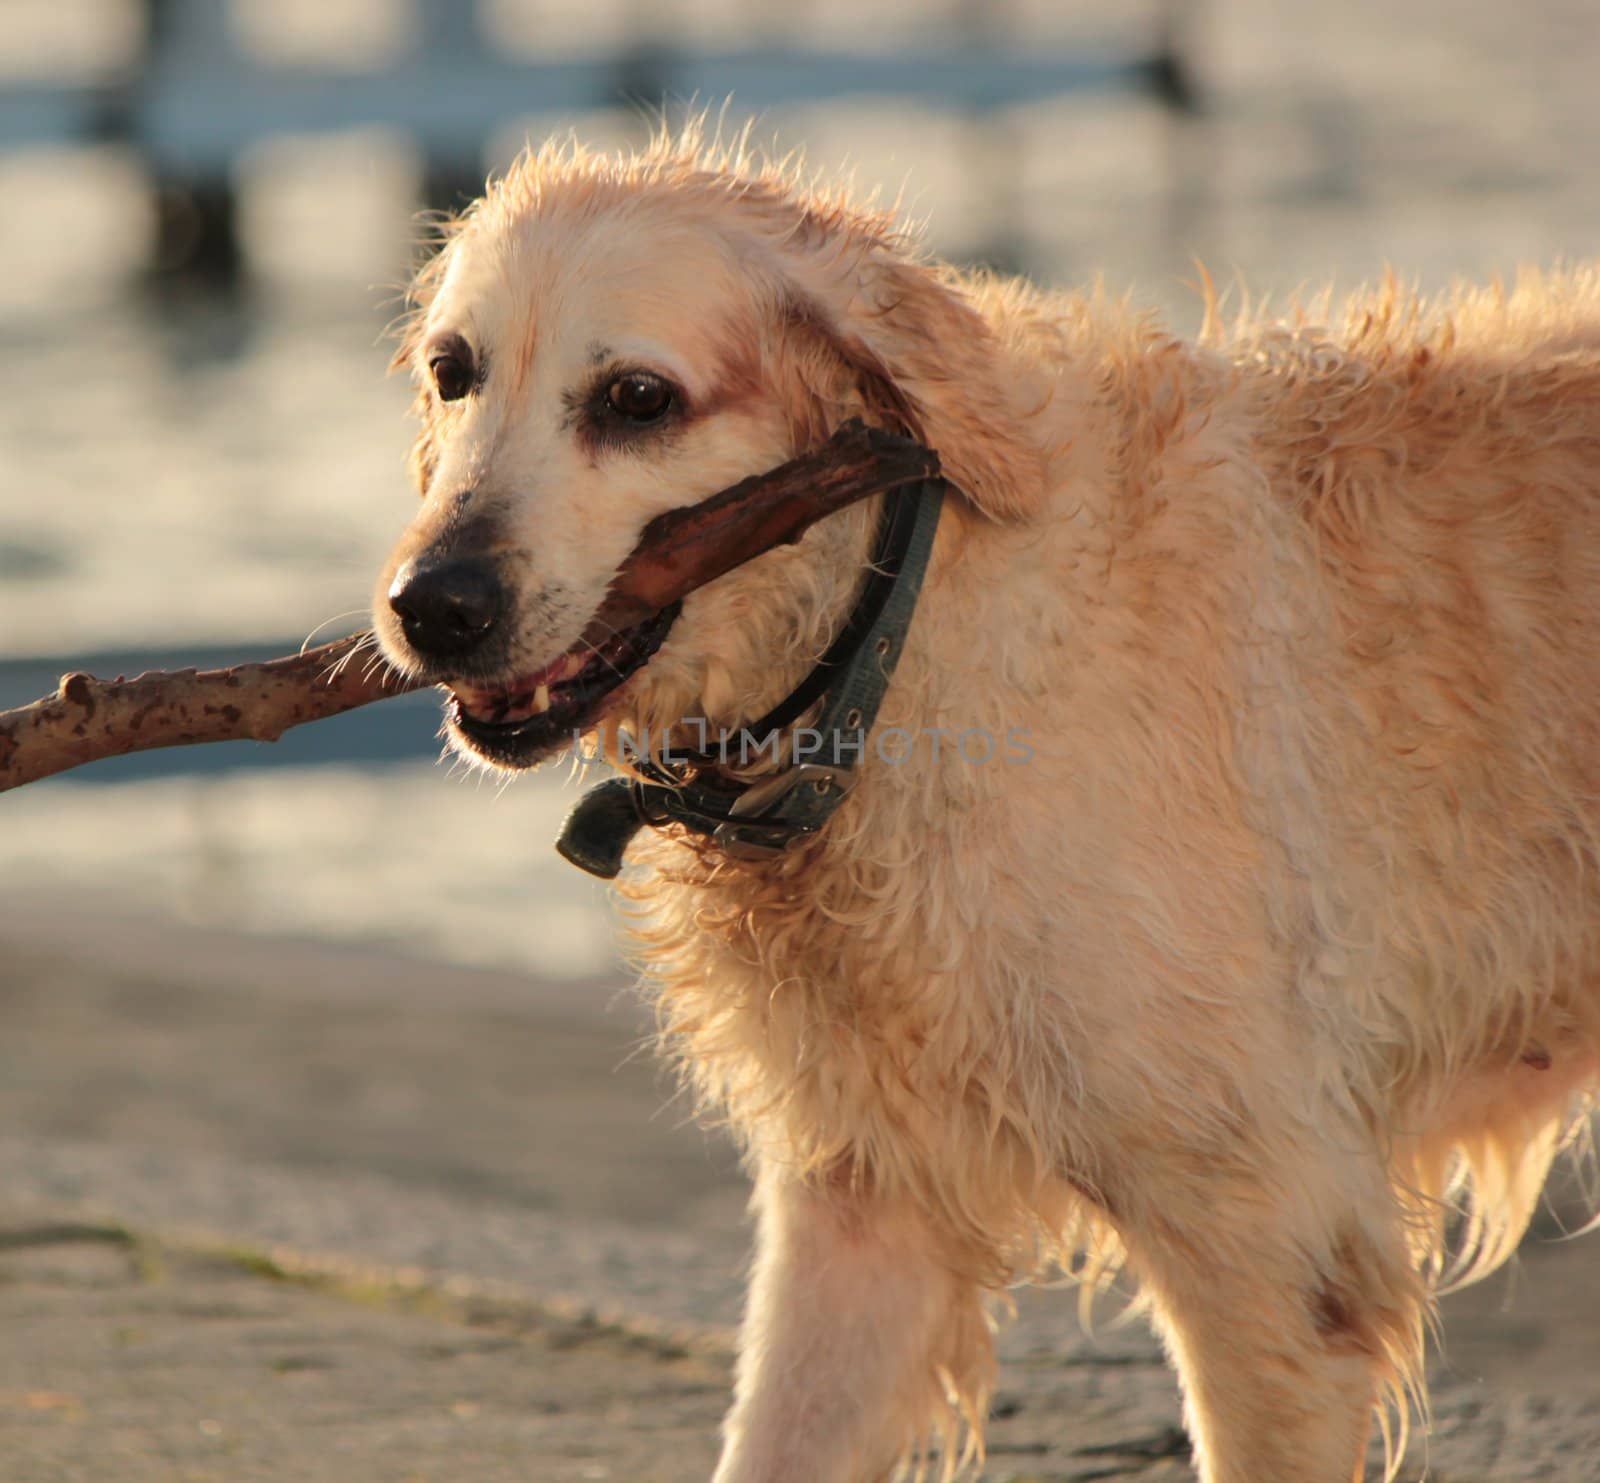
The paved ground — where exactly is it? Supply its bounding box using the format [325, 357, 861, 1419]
[0, 1219, 730, 1483]
[2, 911, 1600, 1481]
[3, 1212, 1600, 1483]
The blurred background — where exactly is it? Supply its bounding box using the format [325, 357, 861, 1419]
[5, 4, 1600, 1478]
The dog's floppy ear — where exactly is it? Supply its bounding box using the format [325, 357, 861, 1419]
[773, 252, 1047, 522]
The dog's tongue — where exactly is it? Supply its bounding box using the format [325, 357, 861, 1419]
[451, 650, 590, 721]
[456, 681, 549, 723]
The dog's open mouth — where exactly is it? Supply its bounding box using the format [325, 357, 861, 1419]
[446, 604, 679, 768]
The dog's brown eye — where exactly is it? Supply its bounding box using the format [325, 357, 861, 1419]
[606, 371, 674, 423]
[431, 351, 476, 403]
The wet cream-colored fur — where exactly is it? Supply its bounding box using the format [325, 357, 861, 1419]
[376, 133, 1600, 1483]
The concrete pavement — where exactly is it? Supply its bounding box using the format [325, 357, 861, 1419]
[2, 910, 1600, 1480]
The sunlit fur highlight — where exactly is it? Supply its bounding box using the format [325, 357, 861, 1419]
[383, 126, 1600, 1482]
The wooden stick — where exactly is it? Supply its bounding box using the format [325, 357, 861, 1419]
[0, 422, 939, 793]
[579, 419, 938, 645]
[0, 638, 417, 792]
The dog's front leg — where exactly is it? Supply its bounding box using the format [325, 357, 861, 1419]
[712, 1165, 991, 1483]
[1124, 1161, 1411, 1483]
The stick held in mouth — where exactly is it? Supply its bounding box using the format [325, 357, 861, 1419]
[0, 640, 418, 792]
[0, 421, 940, 793]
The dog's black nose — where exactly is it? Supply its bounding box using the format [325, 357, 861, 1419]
[387, 556, 506, 661]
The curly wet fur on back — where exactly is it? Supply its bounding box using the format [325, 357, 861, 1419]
[376, 130, 1600, 1482]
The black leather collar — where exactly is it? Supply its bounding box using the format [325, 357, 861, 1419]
[555, 474, 947, 878]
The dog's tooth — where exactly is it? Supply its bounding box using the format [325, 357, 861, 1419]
[533, 682, 552, 713]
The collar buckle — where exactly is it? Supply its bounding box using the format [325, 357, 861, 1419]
[709, 761, 855, 860]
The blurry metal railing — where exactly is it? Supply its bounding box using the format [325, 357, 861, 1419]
[0, 0, 1201, 281]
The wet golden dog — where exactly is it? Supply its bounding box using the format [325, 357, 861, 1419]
[372, 132, 1600, 1482]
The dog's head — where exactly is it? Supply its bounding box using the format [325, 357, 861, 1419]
[373, 136, 1046, 772]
